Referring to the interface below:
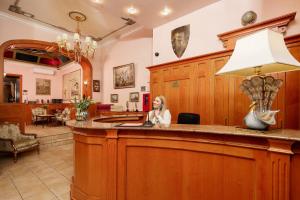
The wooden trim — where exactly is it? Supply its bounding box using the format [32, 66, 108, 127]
[148, 33, 300, 72]
[71, 128, 298, 200]
[217, 12, 296, 49]
[147, 50, 233, 71]
[0, 39, 93, 103]
[4, 73, 22, 103]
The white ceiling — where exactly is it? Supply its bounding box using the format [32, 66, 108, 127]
[0, 0, 220, 41]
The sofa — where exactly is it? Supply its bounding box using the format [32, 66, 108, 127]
[0, 122, 39, 162]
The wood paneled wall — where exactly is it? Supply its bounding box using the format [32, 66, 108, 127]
[148, 35, 300, 129]
[0, 103, 26, 132]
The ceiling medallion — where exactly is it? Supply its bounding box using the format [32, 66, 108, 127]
[8, 1, 136, 42]
[56, 11, 97, 63]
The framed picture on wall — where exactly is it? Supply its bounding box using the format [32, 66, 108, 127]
[129, 92, 139, 102]
[36, 78, 51, 95]
[111, 94, 118, 103]
[113, 63, 135, 89]
[93, 80, 100, 92]
[63, 70, 81, 100]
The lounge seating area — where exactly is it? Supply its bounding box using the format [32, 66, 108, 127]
[0, 122, 39, 162]
[55, 107, 71, 125]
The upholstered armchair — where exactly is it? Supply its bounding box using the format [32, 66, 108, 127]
[55, 107, 71, 125]
[32, 107, 47, 125]
[0, 123, 39, 162]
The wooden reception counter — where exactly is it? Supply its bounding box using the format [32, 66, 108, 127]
[67, 120, 300, 200]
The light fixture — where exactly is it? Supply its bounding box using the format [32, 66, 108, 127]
[83, 80, 88, 85]
[127, 5, 139, 15]
[56, 11, 97, 63]
[4, 72, 7, 77]
[216, 29, 300, 130]
[91, 0, 103, 4]
[160, 6, 172, 16]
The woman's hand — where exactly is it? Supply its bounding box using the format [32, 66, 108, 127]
[154, 110, 160, 117]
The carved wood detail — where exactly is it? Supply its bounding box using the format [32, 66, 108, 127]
[217, 12, 296, 49]
[71, 128, 300, 200]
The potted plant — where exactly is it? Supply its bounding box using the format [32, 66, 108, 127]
[74, 96, 93, 121]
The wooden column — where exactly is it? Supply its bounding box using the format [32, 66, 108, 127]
[268, 139, 294, 200]
[106, 129, 118, 200]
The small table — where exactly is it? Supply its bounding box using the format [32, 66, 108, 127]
[36, 114, 55, 127]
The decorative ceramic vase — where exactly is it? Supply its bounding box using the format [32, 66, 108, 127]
[244, 110, 278, 130]
[244, 111, 269, 130]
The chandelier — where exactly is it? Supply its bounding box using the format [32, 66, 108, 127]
[56, 11, 97, 63]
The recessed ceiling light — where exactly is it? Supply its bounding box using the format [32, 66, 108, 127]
[127, 6, 139, 15]
[160, 6, 172, 16]
[91, 0, 103, 4]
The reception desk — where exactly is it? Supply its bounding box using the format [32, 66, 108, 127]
[67, 120, 300, 200]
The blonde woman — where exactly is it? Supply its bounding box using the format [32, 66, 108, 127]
[146, 96, 171, 126]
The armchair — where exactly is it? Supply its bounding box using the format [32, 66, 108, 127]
[55, 107, 71, 125]
[0, 123, 39, 162]
[32, 107, 47, 125]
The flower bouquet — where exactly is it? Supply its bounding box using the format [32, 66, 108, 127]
[74, 96, 93, 121]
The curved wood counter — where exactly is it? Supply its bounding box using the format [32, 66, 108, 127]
[67, 120, 300, 200]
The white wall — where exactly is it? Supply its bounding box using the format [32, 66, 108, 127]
[153, 0, 300, 65]
[0, 12, 102, 101]
[4, 60, 81, 102]
[101, 38, 152, 111]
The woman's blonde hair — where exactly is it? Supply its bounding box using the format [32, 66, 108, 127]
[150, 96, 168, 120]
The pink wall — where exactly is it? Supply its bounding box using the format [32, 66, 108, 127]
[101, 38, 152, 111]
[153, 0, 300, 65]
[4, 60, 81, 102]
[0, 12, 102, 101]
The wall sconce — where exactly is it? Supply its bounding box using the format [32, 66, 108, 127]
[83, 80, 88, 98]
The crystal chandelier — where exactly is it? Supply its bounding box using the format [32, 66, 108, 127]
[56, 11, 97, 63]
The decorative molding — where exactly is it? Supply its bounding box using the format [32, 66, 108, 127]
[217, 12, 296, 49]
[270, 153, 291, 200]
[268, 139, 294, 154]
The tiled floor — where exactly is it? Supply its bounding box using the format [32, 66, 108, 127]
[26, 125, 73, 149]
[0, 144, 73, 200]
[26, 126, 71, 137]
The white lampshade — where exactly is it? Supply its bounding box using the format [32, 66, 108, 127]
[216, 29, 300, 76]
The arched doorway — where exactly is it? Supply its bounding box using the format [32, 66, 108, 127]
[0, 39, 92, 103]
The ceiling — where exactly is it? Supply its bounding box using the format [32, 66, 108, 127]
[0, 0, 220, 41]
[4, 48, 71, 68]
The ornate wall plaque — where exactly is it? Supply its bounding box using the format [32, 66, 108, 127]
[171, 25, 190, 58]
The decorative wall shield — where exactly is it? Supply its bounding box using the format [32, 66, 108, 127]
[171, 25, 190, 58]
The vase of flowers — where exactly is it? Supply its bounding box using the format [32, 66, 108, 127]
[74, 96, 93, 121]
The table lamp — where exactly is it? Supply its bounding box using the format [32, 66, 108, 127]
[216, 29, 300, 130]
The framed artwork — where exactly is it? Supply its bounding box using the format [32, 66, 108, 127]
[129, 92, 139, 102]
[63, 69, 81, 100]
[93, 80, 100, 92]
[113, 63, 135, 89]
[36, 78, 51, 95]
[140, 86, 146, 92]
[111, 94, 118, 103]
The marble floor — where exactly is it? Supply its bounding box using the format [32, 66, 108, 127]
[0, 144, 73, 200]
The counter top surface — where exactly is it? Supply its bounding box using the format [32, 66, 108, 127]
[67, 120, 300, 142]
